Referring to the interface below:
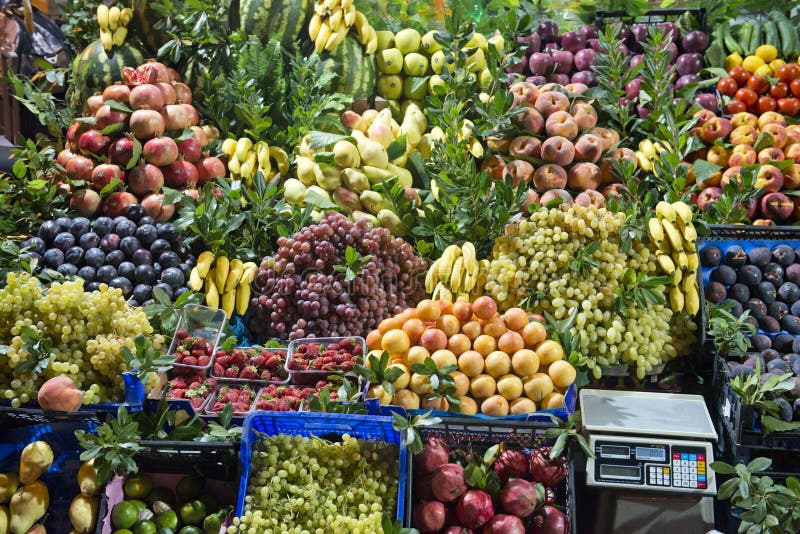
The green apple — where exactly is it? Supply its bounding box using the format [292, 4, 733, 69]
[465, 32, 488, 51]
[395, 28, 421, 55]
[420, 31, 442, 55]
[376, 30, 395, 51]
[488, 32, 504, 52]
[478, 69, 492, 88]
[428, 74, 446, 94]
[377, 74, 403, 100]
[430, 50, 455, 74]
[403, 77, 428, 100]
[403, 52, 429, 76]
[465, 48, 486, 72]
[377, 48, 403, 74]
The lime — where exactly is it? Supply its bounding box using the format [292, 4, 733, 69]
[179, 527, 202, 534]
[175, 475, 205, 501]
[155, 510, 179, 530]
[148, 487, 175, 507]
[112, 502, 139, 530]
[179, 500, 206, 526]
[129, 499, 148, 513]
[125, 475, 154, 500]
[132, 519, 158, 534]
[198, 494, 218, 514]
[156, 529, 175, 534]
[113, 530, 134, 534]
[202, 512, 222, 534]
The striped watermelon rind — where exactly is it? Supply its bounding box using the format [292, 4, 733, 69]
[239, 0, 311, 50]
[69, 40, 144, 111]
[316, 35, 377, 101]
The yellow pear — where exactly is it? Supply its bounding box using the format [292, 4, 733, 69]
[69, 494, 98, 534]
[9, 482, 49, 534]
[18, 443, 53, 485]
[76, 460, 99, 497]
[0, 505, 8, 534]
[0, 473, 19, 504]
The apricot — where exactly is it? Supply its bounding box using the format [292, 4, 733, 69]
[431, 349, 457, 369]
[436, 314, 461, 337]
[458, 350, 485, 377]
[497, 374, 524, 400]
[461, 320, 482, 340]
[511, 349, 540, 377]
[369, 384, 393, 404]
[473, 296, 498, 320]
[503, 307, 529, 331]
[521, 321, 547, 348]
[402, 318, 426, 344]
[482, 317, 508, 338]
[420, 328, 448, 352]
[451, 371, 470, 397]
[485, 351, 512, 378]
[448, 333, 472, 355]
[548, 360, 577, 388]
[541, 392, 565, 410]
[536, 339, 564, 365]
[390, 363, 411, 389]
[509, 397, 537, 415]
[470, 374, 497, 398]
[437, 299, 453, 315]
[398, 307, 418, 323]
[452, 301, 473, 322]
[393, 389, 420, 410]
[378, 316, 402, 334]
[422, 396, 449, 411]
[457, 396, 479, 415]
[473, 334, 497, 356]
[410, 373, 433, 395]
[366, 330, 382, 350]
[481, 394, 509, 416]
[382, 329, 410, 354]
[523, 373, 554, 402]
[498, 331, 524, 354]
[407, 346, 430, 368]
[38, 375, 82, 411]
[417, 299, 441, 322]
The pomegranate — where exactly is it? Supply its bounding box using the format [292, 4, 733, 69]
[182, 104, 200, 126]
[143, 137, 179, 166]
[455, 489, 494, 529]
[197, 157, 225, 184]
[141, 193, 175, 222]
[481, 514, 524, 534]
[163, 160, 199, 188]
[162, 104, 194, 130]
[67, 122, 91, 147]
[167, 67, 181, 82]
[95, 105, 128, 130]
[414, 473, 435, 502]
[529, 448, 568, 487]
[431, 463, 467, 502]
[122, 65, 158, 87]
[56, 149, 77, 168]
[102, 83, 131, 103]
[528, 505, 569, 534]
[130, 84, 166, 110]
[493, 450, 529, 485]
[78, 130, 111, 156]
[69, 189, 101, 216]
[416, 436, 450, 474]
[202, 124, 220, 141]
[413, 501, 446, 533]
[108, 137, 137, 167]
[85, 93, 104, 115]
[544, 486, 556, 504]
[190, 126, 209, 147]
[177, 137, 201, 162]
[91, 164, 124, 190]
[102, 191, 138, 218]
[130, 109, 165, 139]
[127, 163, 164, 195]
[443, 527, 474, 534]
[499, 478, 538, 519]
[156, 83, 177, 106]
[172, 82, 192, 104]
[65, 156, 94, 181]
[55, 179, 71, 195]
[143, 60, 171, 83]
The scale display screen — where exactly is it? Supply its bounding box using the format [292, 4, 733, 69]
[600, 464, 640, 480]
[601, 445, 630, 459]
[635, 446, 666, 462]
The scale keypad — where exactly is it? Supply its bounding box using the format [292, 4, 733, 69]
[672, 452, 707, 489]
[647, 466, 671, 486]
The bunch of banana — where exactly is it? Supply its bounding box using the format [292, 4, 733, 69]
[634, 139, 672, 172]
[189, 252, 259, 318]
[426, 242, 487, 301]
[648, 200, 700, 315]
[220, 137, 290, 184]
[96, 5, 133, 50]
[308, 0, 376, 54]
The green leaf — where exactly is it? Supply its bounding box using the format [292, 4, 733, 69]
[104, 100, 133, 113]
[747, 457, 773, 473]
[386, 135, 408, 161]
[308, 131, 353, 149]
[711, 461, 736, 475]
[99, 122, 125, 135]
[305, 188, 339, 210]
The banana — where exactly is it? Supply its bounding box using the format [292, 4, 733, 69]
[671, 201, 693, 225]
[228, 154, 241, 175]
[96, 4, 109, 30]
[221, 138, 237, 157]
[214, 256, 229, 291]
[669, 285, 685, 312]
[269, 146, 290, 176]
[196, 251, 215, 278]
[308, 13, 322, 40]
[329, 8, 343, 29]
[120, 7, 133, 26]
[323, 0, 339, 9]
[365, 27, 378, 54]
[205, 278, 219, 309]
[100, 29, 113, 50]
[677, 251, 689, 272]
[315, 22, 332, 54]
[687, 252, 699, 272]
[221, 289, 236, 319]
[657, 254, 676, 275]
[648, 217, 664, 246]
[684, 284, 700, 316]
[235, 137, 253, 162]
[108, 6, 121, 30]
[450, 257, 465, 291]
[661, 219, 684, 252]
[354, 12, 370, 44]
[189, 267, 203, 291]
[635, 150, 652, 172]
[240, 263, 258, 285]
[463, 268, 478, 292]
[671, 267, 683, 285]
[225, 259, 244, 292]
[638, 139, 656, 159]
[341, 0, 353, 8]
[236, 283, 251, 315]
[326, 24, 348, 51]
[425, 261, 440, 293]
[240, 152, 258, 182]
[456, 293, 470, 302]
[112, 26, 127, 46]
[344, 6, 356, 27]
[682, 222, 697, 244]
[655, 201, 677, 223]
[682, 271, 697, 294]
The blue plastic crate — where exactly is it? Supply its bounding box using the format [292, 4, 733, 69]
[236, 412, 407, 522]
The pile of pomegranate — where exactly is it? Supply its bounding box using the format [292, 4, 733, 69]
[61, 61, 227, 220]
[412, 436, 570, 534]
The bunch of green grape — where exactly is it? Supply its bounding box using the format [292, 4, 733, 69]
[483, 205, 693, 379]
[0, 272, 164, 406]
[231, 433, 398, 534]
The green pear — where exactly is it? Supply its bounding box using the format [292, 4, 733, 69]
[428, 74, 446, 94]
[309, 208, 324, 223]
[377, 48, 403, 75]
[359, 190, 391, 214]
[305, 186, 332, 207]
[420, 31, 442, 55]
[316, 163, 342, 191]
[386, 163, 413, 187]
[402, 53, 429, 76]
[342, 168, 370, 193]
[377, 74, 403, 100]
[333, 140, 361, 168]
[332, 187, 362, 213]
[19, 442, 53, 484]
[0, 474, 19, 504]
[394, 28, 421, 55]
[295, 156, 318, 186]
[351, 210, 379, 226]
[362, 165, 394, 185]
[478, 68, 492, 88]
[377, 209, 408, 236]
[9, 482, 49, 534]
[356, 138, 389, 169]
[465, 48, 486, 72]
[376, 30, 395, 51]
[283, 178, 307, 205]
[488, 32, 504, 52]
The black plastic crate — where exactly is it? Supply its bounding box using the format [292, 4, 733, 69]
[0, 405, 111, 428]
[406, 417, 575, 533]
[595, 8, 707, 32]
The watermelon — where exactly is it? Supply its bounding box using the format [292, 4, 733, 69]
[69, 40, 144, 111]
[239, 0, 311, 50]
[316, 35, 377, 101]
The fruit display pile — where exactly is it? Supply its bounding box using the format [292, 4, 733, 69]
[711, 11, 800, 75]
[0, 441, 54, 534]
[211, 346, 288, 382]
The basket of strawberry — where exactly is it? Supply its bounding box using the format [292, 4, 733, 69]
[205, 384, 258, 416]
[171, 330, 216, 373]
[167, 373, 218, 412]
[252, 381, 338, 412]
[211, 345, 289, 385]
[287, 337, 365, 385]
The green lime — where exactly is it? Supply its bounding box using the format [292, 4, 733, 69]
[113, 530, 134, 534]
[175, 475, 205, 501]
[129, 499, 148, 513]
[178, 527, 201, 534]
[155, 510, 179, 530]
[148, 487, 176, 507]
[156, 529, 175, 534]
[111, 502, 139, 530]
[125, 475, 154, 499]
[202, 512, 222, 534]
[132, 519, 158, 534]
[179, 500, 206, 526]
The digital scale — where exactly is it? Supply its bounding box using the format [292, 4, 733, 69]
[580, 389, 718, 534]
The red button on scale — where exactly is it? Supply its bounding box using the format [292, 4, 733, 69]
[673, 453, 681, 460]
[698, 454, 705, 461]
[698, 482, 706, 489]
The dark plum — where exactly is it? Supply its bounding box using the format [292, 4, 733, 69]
[156, 223, 178, 242]
[174, 287, 190, 299]
[776, 398, 793, 422]
[762, 349, 781, 362]
[158, 251, 181, 269]
[96, 265, 118, 283]
[772, 244, 795, 266]
[105, 250, 125, 267]
[793, 338, 800, 354]
[53, 232, 76, 251]
[767, 359, 790, 373]
[128, 299, 140, 308]
[745, 299, 767, 320]
[154, 282, 173, 300]
[744, 354, 764, 371]
[55, 217, 72, 231]
[179, 262, 191, 280]
[91, 217, 114, 236]
[120, 236, 142, 257]
[115, 218, 137, 238]
[99, 234, 120, 252]
[86, 281, 101, 292]
[138, 216, 155, 226]
[150, 239, 171, 258]
[781, 315, 800, 334]
[134, 264, 156, 285]
[117, 261, 136, 280]
[747, 247, 772, 267]
[125, 203, 146, 222]
[724, 245, 747, 267]
[132, 249, 153, 266]
[161, 267, 184, 288]
[134, 224, 158, 247]
[778, 282, 800, 304]
[730, 364, 754, 378]
[769, 301, 789, 321]
[728, 283, 750, 303]
[737, 265, 762, 287]
[792, 301, 800, 317]
[710, 265, 737, 285]
[756, 281, 777, 304]
[751, 333, 772, 352]
[153, 263, 162, 277]
[57, 263, 78, 277]
[705, 281, 727, 303]
[37, 220, 60, 243]
[109, 277, 133, 298]
[77, 266, 96, 282]
[42, 248, 64, 268]
[84, 248, 105, 268]
[764, 263, 784, 286]
[112, 216, 128, 226]
[785, 264, 800, 284]
[185, 254, 195, 267]
[64, 246, 84, 265]
[69, 217, 91, 237]
[760, 316, 781, 333]
[21, 237, 45, 255]
[726, 299, 744, 317]
[78, 232, 100, 250]
[133, 284, 153, 303]
[700, 246, 722, 267]
[27, 252, 41, 265]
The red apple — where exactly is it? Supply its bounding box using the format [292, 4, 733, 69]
[696, 187, 722, 211]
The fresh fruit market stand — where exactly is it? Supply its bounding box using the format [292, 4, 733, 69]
[2, 0, 800, 532]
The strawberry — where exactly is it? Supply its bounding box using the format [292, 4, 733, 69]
[197, 355, 211, 366]
[182, 356, 198, 366]
[240, 366, 258, 380]
[250, 355, 266, 367]
[169, 388, 186, 398]
[176, 329, 189, 340]
[225, 367, 239, 378]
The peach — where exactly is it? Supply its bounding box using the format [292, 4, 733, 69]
[721, 166, 742, 187]
[533, 164, 568, 191]
[521, 189, 541, 212]
[545, 111, 579, 139]
[523, 373, 554, 402]
[573, 133, 604, 163]
[696, 186, 722, 211]
[402, 318, 426, 344]
[564, 82, 589, 94]
[366, 330, 382, 350]
[541, 188, 574, 205]
[548, 360, 577, 388]
[392, 389, 420, 410]
[452, 371, 470, 397]
[481, 154, 506, 180]
[448, 333, 472, 355]
[786, 125, 800, 146]
[457, 395, 478, 415]
[567, 162, 602, 190]
[785, 143, 800, 164]
[431, 349, 457, 369]
[784, 164, 800, 189]
[410, 373, 432, 395]
[758, 111, 787, 129]
[498, 331, 524, 354]
[730, 112, 758, 129]
[728, 144, 757, 167]
[417, 299, 440, 322]
[534, 90, 570, 117]
[699, 117, 732, 144]
[536, 339, 564, 365]
[382, 329, 411, 354]
[701, 171, 722, 187]
[509, 81, 540, 107]
[758, 147, 785, 164]
[600, 147, 636, 184]
[542, 392, 565, 410]
[421, 396, 449, 411]
[504, 159, 535, 185]
[587, 127, 620, 151]
[515, 106, 545, 134]
[705, 145, 729, 167]
[540, 136, 575, 165]
[38, 375, 82, 411]
[378, 316, 402, 334]
[503, 307, 528, 331]
[730, 125, 758, 146]
[693, 108, 716, 126]
[755, 164, 784, 193]
[575, 189, 605, 207]
[508, 135, 542, 158]
[496, 374, 524, 400]
[600, 183, 629, 200]
[570, 100, 598, 131]
[761, 123, 787, 149]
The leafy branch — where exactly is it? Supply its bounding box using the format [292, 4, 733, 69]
[545, 414, 593, 459]
[411, 357, 461, 409]
[75, 406, 145, 484]
[334, 246, 371, 283]
[614, 269, 671, 314]
[568, 241, 600, 275]
[706, 299, 755, 358]
[391, 411, 442, 454]
[355, 350, 404, 396]
[144, 287, 204, 338]
[728, 360, 800, 436]
[121, 335, 176, 382]
[13, 326, 52, 378]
